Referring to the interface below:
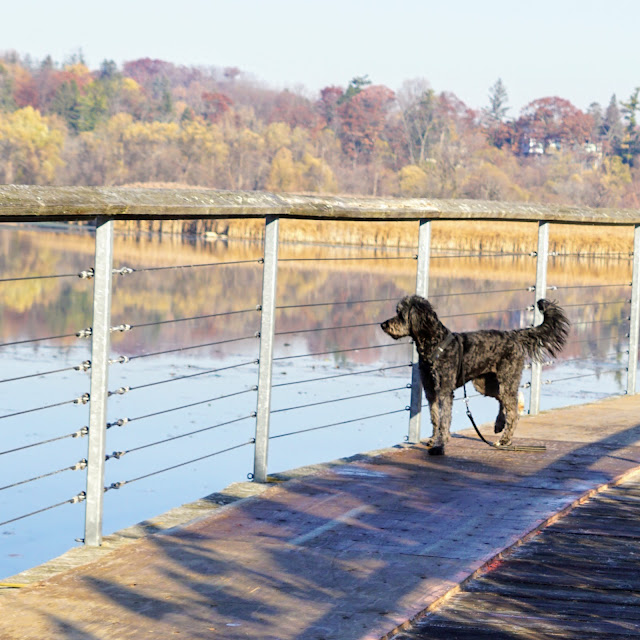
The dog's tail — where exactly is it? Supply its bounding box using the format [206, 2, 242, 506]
[517, 299, 570, 362]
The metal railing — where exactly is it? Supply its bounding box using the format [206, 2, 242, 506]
[1, 185, 640, 553]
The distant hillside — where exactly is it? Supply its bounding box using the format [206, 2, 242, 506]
[0, 52, 639, 210]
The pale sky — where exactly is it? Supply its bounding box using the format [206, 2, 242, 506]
[2, 0, 639, 114]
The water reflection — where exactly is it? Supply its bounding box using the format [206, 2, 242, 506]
[0, 223, 633, 579]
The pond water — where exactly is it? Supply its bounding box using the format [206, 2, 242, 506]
[0, 222, 633, 578]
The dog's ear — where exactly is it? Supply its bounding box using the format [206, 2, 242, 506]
[407, 296, 441, 338]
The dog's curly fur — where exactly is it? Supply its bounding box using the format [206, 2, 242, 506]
[381, 296, 569, 455]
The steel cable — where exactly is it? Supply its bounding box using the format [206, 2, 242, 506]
[105, 440, 254, 490]
[130, 259, 262, 273]
[269, 408, 407, 440]
[130, 360, 258, 392]
[0, 272, 82, 283]
[0, 492, 85, 528]
[544, 369, 626, 384]
[117, 387, 257, 425]
[272, 342, 405, 362]
[0, 427, 87, 457]
[130, 308, 258, 330]
[441, 307, 532, 319]
[430, 287, 529, 298]
[271, 386, 408, 414]
[0, 364, 82, 385]
[561, 300, 630, 308]
[554, 283, 631, 290]
[0, 394, 89, 421]
[106, 415, 254, 460]
[272, 363, 410, 388]
[127, 334, 258, 361]
[276, 297, 397, 310]
[0, 332, 79, 349]
[0, 459, 86, 492]
[275, 321, 383, 336]
[278, 256, 416, 262]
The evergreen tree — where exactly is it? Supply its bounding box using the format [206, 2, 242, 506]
[620, 88, 640, 165]
[484, 78, 509, 123]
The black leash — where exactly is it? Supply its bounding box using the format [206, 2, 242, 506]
[453, 334, 546, 453]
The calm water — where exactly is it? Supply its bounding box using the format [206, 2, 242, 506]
[0, 223, 633, 578]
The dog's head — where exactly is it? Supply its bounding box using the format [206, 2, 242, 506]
[381, 295, 440, 340]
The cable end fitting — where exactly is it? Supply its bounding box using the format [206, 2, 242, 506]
[74, 393, 90, 405]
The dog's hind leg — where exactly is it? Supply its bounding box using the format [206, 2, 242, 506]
[495, 380, 521, 446]
[472, 373, 505, 433]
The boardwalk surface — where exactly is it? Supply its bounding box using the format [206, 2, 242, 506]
[2, 394, 640, 639]
[393, 477, 640, 639]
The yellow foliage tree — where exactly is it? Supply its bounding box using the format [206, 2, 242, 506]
[0, 106, 64, 184]
[397, 164, 429, 196]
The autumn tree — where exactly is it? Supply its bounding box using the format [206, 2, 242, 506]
[516, 97, 593, 153]
[0, 107, 64, 183]
[338, 84, 395, 162]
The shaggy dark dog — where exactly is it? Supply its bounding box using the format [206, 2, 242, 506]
[381, 296, 569, 455]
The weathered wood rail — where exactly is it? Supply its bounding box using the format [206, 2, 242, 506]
[3, 184, 640, 224]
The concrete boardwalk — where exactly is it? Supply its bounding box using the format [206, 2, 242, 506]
[2, 394, 640, 640]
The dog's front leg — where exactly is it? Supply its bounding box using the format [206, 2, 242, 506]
[424, 388, 438, 447]
[429, 390, 453, 456]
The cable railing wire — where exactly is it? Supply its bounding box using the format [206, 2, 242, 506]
[129, 307, 258, 330]
[105, 440, 254, 491]
[128, 360, 258, 392]
[0, 272, 84, 283]
[271, 386, 408, 414]
[0, 459, 86, 492]
[275, 321, 384, 336]
[269, 408, 407, 440]
[272, 343, 404, 362]
[0, 492, 85, 528]
[0, 332, 79, 349]
[560, 299, 630, 309]
[441, 307, 532, 320]
[570, 318, 629, 327]
[111, 387, 257, 426]
[278, 255, 416, 262]
[0, 394, 89, 422]
[127, 334, 258, 361]
[106, 415, 254, 461]
[554, 283, 631, 290]
[431, 251, 535, 259]
[272, 363, 410, 388]
[0, 363, 85, 385]
[128, 258, 262, 273]
[544, 368, 626, 385]
[0, 426, 87, 457]
[430, 287, 529, 298]
[276, 297, 397, 310]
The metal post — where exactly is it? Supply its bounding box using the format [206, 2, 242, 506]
[408, 219, 431, 443]
[253, 215, 279, 483]
[627, 225, 640, 394]
[84, 218, 114, 546]
[529, 221, 549, 415]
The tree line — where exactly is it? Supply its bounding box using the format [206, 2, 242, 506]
[1, 51, 639, 208]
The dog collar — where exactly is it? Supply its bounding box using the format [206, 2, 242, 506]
[432, 332, 456, 361]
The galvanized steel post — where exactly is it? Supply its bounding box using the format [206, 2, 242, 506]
[627, 225, 640, 394]
[408, 219, 431, 443]
[529, 221, 549, 415]
[253, 216, 279, 483]
[84, 218, 114, 546]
